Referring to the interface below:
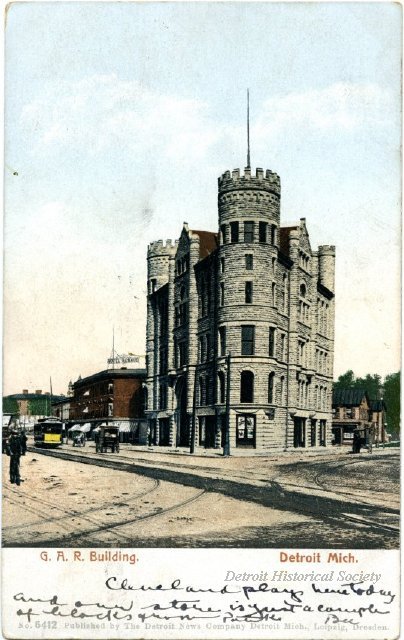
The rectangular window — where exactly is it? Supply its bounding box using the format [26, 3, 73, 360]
[220, 225, 227, 245]
[310, 420, 316, 447]
[271, 225, 276, 245]
[269, 327, 275, 356]
[199, 377, 206, 405]
[280, 333, 285, 360]
[244, 221, 254, 243]
[230, 221, 239, 243]
[205, 334, 210, 361]
[220, 257, 225, 273]
[179, 341, 187, 367]
[159, 347, 168, 374]
[219, 327, 226, 356]
[159, 384, 167, 410]
[320, 420, 326, 446]
[245, 281, 253, 304]
[245, 254, 253, 270]
[268, 373, 274, 403]
[241, 325, 255, 355]
[220, 282, 224, 306]
[259, 221, 268, 243]
[199, 336, 204, 363]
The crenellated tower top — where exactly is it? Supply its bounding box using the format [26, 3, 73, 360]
[147, 238, 179, 258]
[218, 167, 281, 197]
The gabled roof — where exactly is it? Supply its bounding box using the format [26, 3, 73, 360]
[370, 399, 387, 412]
[190, 230, 219, 259]
[332, 388, 369, 407]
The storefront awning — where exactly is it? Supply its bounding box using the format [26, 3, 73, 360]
[68, 424, 81, 432]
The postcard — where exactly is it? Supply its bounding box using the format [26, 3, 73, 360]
[2, 2, 401, 639]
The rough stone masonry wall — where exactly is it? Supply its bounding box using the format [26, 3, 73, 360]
[146, 240, 177, 413]
[217, 167, 288, 451]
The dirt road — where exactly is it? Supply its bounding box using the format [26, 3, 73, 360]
[2, 444, 399, 548]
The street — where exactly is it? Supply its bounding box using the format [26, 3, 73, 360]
[3, 441, 399, 549]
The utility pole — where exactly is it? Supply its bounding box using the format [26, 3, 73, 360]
[223, 352, 231, 456]
[190, 365, 197, 454]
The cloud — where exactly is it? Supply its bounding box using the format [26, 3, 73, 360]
[254, 83, 393, 141]
[19, 78, 394, 178]
[20, 75, 219, 162]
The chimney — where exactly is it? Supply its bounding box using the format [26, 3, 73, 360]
[22, 389, 28, 394]
[35, 390, 42, 395]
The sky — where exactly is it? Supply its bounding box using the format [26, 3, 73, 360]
[4, 2, 401, 396]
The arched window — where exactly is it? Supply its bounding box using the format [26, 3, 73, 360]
[300, 283, 306, 297]
[268, 372, 275, 404]
[240, 371, 254, 403]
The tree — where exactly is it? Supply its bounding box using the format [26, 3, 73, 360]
[333, 370, 355, 390]
[2, 397, 19, 415]
[333, 370, 381, 400]
[28, 396, 50, 416]
[355, 373, 382, 401]
[333, 369, 400, 436]
[383, 372, 400, 435]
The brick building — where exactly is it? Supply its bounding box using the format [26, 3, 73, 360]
[70, 368, 147, 440]
[145, 166, 335, 453]
[3, 390, 65, 428]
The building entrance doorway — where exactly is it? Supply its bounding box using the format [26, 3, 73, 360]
[204, 416, 216, 448]
[175, 377, 189, 447]
[159, 418, 170, 446]
[293, 417, 306, 448]
[148, 419, 157, 446]
[332, 426, 343, 445]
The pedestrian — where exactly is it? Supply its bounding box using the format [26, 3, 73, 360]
[6, 429, 23, 485]
[20, 429, 28, 455]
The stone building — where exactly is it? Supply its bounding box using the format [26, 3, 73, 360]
[145, 166, 335, 453]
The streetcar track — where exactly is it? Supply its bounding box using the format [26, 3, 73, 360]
[4, 450, 209, 544]
[15, 447, 400, 543]
[33, 489, 207, 546]
[3, 478, 160, 532]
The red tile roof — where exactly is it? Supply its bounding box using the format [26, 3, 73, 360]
[191, 230, 219, 259]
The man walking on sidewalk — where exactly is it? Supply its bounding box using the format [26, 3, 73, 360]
[6, 429, 23, 485]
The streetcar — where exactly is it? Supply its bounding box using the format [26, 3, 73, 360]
[34, 418, 64, 447]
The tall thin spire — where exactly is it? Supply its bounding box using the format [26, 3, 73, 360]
[247, 88, 251, 168]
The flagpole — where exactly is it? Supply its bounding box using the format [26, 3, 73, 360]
[49, 376, 53, 417]
[247, 88, 251, 169]
[112, 326, 115, 371]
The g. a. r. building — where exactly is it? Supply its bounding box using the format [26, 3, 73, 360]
[145, 165, 335, 453]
